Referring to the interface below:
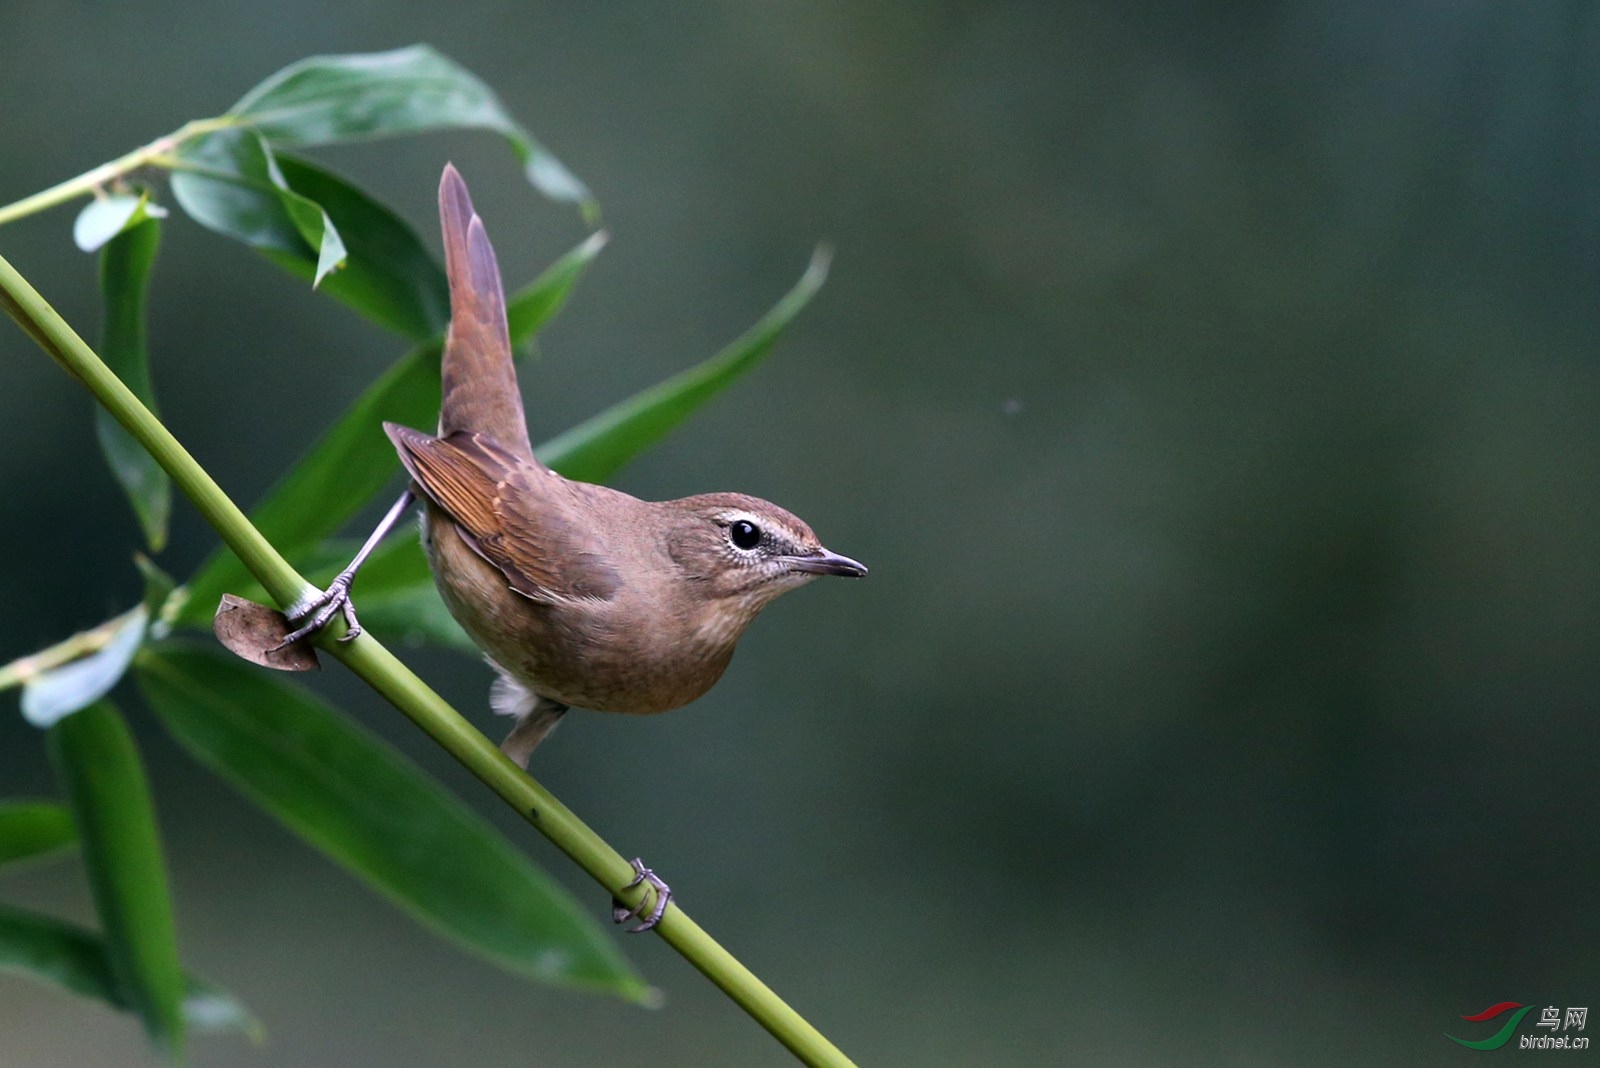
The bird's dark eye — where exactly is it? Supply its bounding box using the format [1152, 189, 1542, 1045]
[729, 519, 761, 550]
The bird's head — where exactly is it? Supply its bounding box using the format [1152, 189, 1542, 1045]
[665, 493, 866, 623]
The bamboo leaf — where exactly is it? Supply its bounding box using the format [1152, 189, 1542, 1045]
[74, 192, 167, 254]
[301, 537, 474, 652]
[0, 905, 261, 1040]
[332, 539, 474, 651]
[264, 156, 449, 340]
[21, 608, 146, 729]
[0, 903, 118, 1007]
[173, 338, 435, 630]
[537, 246, 830, 483]
[136, 646, 651, 1001]
[507, 229, 607, 340]
[48, 701, 185, 1060]
[137, 555, 178, 634]
[169, 129, 346, 287]
[0, 801, 76, 868]
[96, 216, 170, 551]
[227, 45, 595, 219]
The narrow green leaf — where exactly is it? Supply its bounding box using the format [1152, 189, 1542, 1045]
[0, 905, 261, 1040]
[506, 229, 608, 341]
[272, 155, 449, 339]
[538, 246, 831, 483]
[0, 903, 118, 1006]
[325, 537, 474, 651]
[21, 608, 146, 729]
[169, 129, 346, 287]
[348, 571, 473, 651]
[193, 536, 473, 653]
[137, 555, 178, 635]
[227, 45, 595, 218]
[136, 646, 649, 1000]
[169, 132, 301, 255]
[74, 193, 167, 254]
[178, 234, 606, 625]
[176, 339, 437, 627]
[281, 188, 346, 288]
[0, 801, 76, 868]
[96, 217, 170, 551]
[48, 701, 185, 1060]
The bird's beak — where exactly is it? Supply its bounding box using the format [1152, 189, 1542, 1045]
[787, 548, 868, 578]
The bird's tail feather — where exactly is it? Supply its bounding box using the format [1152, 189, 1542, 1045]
[437, 164, 535, 460]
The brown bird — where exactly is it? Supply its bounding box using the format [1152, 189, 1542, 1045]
[282, 163, 864, 771]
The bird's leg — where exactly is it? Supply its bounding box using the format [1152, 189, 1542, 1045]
[274, 490, 416, 650]
[497, 693, 568, 768]
[612, 858, 672, 933]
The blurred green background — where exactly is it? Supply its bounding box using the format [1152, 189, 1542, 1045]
[2, 3, 1597, 1065]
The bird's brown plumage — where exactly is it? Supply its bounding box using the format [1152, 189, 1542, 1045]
[379, 164, 863, 763]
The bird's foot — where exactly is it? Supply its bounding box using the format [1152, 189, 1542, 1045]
[272, 571, 362, 651]
[611, 858, 671, 933]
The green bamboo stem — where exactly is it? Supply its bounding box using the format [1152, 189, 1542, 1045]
[0, 248, 857, 1068]
[0, 118, 234, 228]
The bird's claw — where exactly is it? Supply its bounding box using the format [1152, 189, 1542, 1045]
[272, 572, 362, 651]
[611, 858, 671, 933]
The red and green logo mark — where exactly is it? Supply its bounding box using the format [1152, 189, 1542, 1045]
[1447, 1002, 1534, 1050]
[1447, 1002, 1591, 1050]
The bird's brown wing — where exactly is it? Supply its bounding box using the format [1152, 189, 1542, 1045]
[385, 423, 619, 602]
